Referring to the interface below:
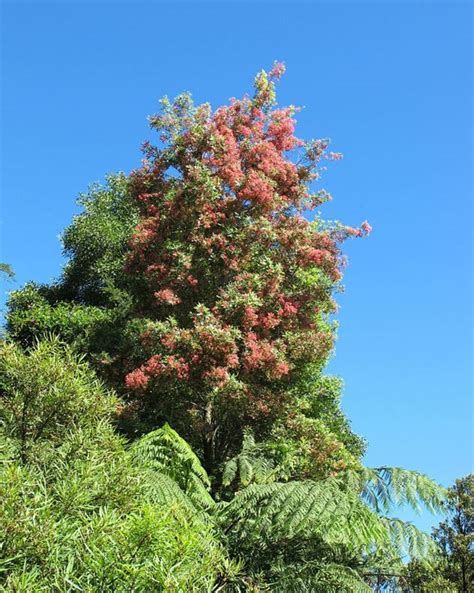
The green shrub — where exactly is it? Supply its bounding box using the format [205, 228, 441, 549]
[0, 338, 116, 462]
[0, 339, 237, 592]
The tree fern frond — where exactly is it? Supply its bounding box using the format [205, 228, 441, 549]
[221, 479, 386, 551]
[132, 423, 210, 484]
[268, 561, 372, 593]
[222, 430, 275, 488]
[358, 467, 446, 514]
[131, 423, 214, 509]
[187, 471, 215, 509]
[220, 476, 436, 564]
[140, 469, 196, 511]
[222, 457, 238, 487]
[381, 517, 437, 560]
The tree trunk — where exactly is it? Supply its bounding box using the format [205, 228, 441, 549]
[202, 400, 215, 476]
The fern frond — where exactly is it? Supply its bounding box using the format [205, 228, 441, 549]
[220, 476, 436, 563]
[140, 469, 196, 511]
[381, 517, 437, 559]
[268, 561, 372, 593]
[131, 423, 214, 509]
[222, 456, 238, 487]
[221, 430, 275, 488]
[221, 479, 386, 551]
[132, 423, 209, 484]
[358, 467, 446, 514]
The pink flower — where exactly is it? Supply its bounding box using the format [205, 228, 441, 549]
[243, 305, 258, 328]
[203, 366, 229, 388]
[306, 248, 326, 265]
[278, 297, 299, 317]
[161, 333, 177, 350]
[239, 171, 274, 206]
[226, 353, 239, 368]
[166, 356, 190, 380]
[260, 313, 280, 330]
[273, 361, 290, 377]
[154, 288, 181, 305]
[269, 61, 286, 79]
[125, 368, 149, 390]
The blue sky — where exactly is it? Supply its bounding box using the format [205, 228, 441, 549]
[1, 1, 472, 531]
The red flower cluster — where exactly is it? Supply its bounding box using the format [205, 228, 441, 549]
[123, 63, 369, 424]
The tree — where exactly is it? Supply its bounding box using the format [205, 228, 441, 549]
[133, 422, 447, 592]
[119, 62, 370, 470]
[433, 475, 474, 592]
[2, 64, 449, 590]
[0, 337, 115, 462]
[6, 64, 370, 475]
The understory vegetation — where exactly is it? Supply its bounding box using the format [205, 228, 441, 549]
[1, 64, 471, 592]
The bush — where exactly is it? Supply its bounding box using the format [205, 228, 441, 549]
[0, 339, 235, 592]
[0, 338, 116, 462]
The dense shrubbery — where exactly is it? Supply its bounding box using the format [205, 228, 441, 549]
[1, 65, 470, 591]
[0, 339, 450, 592]
[0, 340, 237, 592]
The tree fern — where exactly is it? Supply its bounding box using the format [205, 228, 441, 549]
[132, 426, 447, 587]
[220, 479, 384, 548]
[219, 475, 442, 561]
[268, 561, 373, 593]
[222, 430, 275, 488]
[131, 423, 214, 509]
[357, 466, 447, 515]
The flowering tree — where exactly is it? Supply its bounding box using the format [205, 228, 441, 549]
[122, 63, 371, 471]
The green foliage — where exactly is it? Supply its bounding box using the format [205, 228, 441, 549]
[5, 174, 139, 388]
[267, 562, 372, 593]
[0, 433, 233, 592]
[362, 475, 473, 591]
[0, 263, 15, 281]
[0, 338, 116, 462]
[215, 443, 446, 589]
[400, 558, 458, 592]
[260, 372, 366, 481]
[6, 283, 113, 351]
[60, 173, 139, 304]
[0, 339, 237, 592]
[220, 476, 440, 559]
[222, 430, 275, 489]
[433, 474, 474, 592]
[131, 423, 215, 510]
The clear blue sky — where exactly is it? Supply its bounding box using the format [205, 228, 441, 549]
[1, 1, 472, 531]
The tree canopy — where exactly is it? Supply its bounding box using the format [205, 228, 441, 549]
[1, 64, 462, 592]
